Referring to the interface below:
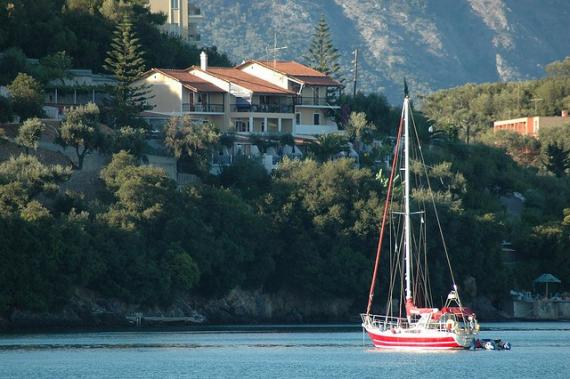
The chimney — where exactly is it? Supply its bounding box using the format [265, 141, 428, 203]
[200, 51, 208, 71]
[562, 110, 568, 118]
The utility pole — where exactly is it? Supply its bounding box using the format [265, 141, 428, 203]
[352, 48, 359, 97]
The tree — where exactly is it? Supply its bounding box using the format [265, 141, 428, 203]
[482, 130, 541, 167]
[304, 14, 341, 80]
[65, 0, 101, 14]
[345, 112, 376, 148]
[0, 154, 71, 200]
[220, 157, 271, 199]
[113, 126, 146, 157]
[0, 95, 13, 123]
[338, 93, 394, 134]
[16, 117, 44, 154]
[544, 143, 569, 177]
[36, 51, 73, 85]
[57, 103, 103, 170]
[264, 158, 382, 296]
[100, 150, 139, 190]
[101, 153, 178, 231]
[103, 14, 152, 127]
[545, 57, 570, 78]
[0, 47, 28, 85]
[307, 133, 350, 162]
[7, 73, 44, 121]
[164, 116, 220, 173]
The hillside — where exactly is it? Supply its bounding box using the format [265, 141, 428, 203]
[195, 0, 570, 102]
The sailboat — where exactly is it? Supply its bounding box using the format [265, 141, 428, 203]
[360, 95, 479, 350]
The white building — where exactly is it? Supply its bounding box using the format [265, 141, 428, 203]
[136, 52, 343, 137]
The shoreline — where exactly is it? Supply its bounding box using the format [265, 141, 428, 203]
[2, 318, 569, 335]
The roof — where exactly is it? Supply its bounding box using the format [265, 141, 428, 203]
[239, 60, 342, 87]
[143, 68, 225, 93]
[194, 66, 295, 95]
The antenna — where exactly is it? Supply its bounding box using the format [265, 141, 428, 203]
[265, 32, 287, 67]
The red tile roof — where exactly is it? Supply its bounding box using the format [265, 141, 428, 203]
[144, 68, 226, 93]
[241, 60, 342, 87]
[194, 67, 295, 95]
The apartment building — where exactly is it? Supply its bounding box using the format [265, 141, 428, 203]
[494, 111, 570, 138]
[137, 52, 342, 137]
[148, 0, 202, 43]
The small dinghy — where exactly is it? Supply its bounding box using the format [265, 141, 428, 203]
[470, 339, 512, 351]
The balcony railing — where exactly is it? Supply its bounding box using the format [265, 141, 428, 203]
[182, 103, 224, 113]
[230, 104, 294, 113]
[295, 97, 339, 106]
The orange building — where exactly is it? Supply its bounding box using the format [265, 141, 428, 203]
[494, 111, 570, 137]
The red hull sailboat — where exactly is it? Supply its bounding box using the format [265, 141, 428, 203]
[361, 95, 479, 350]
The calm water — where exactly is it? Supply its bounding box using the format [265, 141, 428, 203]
[1, 322, 569, 378]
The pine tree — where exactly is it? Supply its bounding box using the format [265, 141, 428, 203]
[104, 15, 151, 128]
[304, 14, 342, 80]
[545, 143, 570, 177]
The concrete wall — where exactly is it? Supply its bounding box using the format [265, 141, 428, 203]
[511, 300, 570, 319]
[138, 72, 182, 113]
[538, 116, 570, 131]
[296, 108, 336, 126]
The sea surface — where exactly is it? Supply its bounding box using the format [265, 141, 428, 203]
[0, 322, 569, 378]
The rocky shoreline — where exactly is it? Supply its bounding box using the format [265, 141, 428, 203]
[0, 288, 511, 331]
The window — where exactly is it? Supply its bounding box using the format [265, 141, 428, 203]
[171, 0, 179, 9]
[295, 113, 301, 125]
[197, 93, 208, 104]
[260, 120, 265, 132]
[313, 113, 320, 125]
[313, 87, 320, 104]
[235, 120, 249, 132]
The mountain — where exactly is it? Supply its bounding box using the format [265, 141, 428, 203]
[194, 0, 570, 103]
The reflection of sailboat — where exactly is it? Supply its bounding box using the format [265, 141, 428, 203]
[361, 95, 479, 350]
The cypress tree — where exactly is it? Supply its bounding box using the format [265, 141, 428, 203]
[104, 14, 151, 127]
[304, 14, 342, 80]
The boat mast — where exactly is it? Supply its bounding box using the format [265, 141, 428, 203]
[403, 97, 412, 305]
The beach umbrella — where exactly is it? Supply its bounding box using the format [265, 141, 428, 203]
[533, 273, 562, 298]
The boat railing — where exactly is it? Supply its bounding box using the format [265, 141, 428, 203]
[361, 313, 478, 334]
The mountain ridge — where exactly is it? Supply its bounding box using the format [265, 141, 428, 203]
[194, 0, 570, 102]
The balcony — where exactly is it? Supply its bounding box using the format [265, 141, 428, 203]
[230, 104, 294, 113]
[162, 23, 182, 37]
[182, 103, 224, 113]
[295, 97, 340, 107]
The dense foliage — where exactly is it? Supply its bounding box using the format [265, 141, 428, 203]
[0, 0, 231, 83]
[422, 76, 570, 143]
